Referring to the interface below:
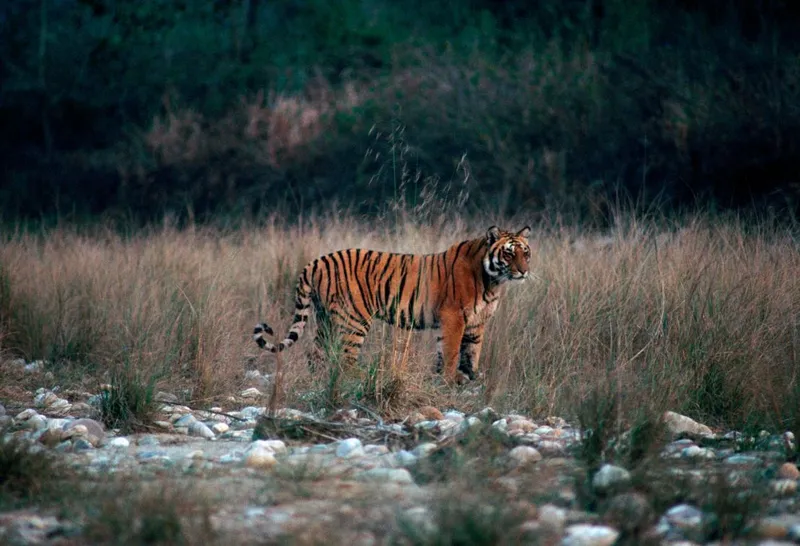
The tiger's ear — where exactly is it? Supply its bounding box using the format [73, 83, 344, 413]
[516, 226, 531, 238]
[487, 226, 501, 244]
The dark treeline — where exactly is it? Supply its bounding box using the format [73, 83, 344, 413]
[2, 0, 800, 226]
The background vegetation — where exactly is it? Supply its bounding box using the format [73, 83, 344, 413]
[3, 0, 800, 225]
[1, 208, 798, 432]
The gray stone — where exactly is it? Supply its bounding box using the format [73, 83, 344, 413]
[335, 438, 364, 459]
[155, 391, 179, 404]
[592, 464, 631, 493]
[173, 414, 198, 427]
[723, 454, 762, 466]
[680, 445, 716, 460]
[604, 493, 651, 532]
[72, 438, 94, 451]
[239, 406, 266, 420]
[63, 418, 106, 446]
[411, 442, 438, 458]
[187, 421, 215, 439]
[393, 450, 418, 467]
[539, 504, 568, 533]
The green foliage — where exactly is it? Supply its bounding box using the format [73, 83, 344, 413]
[2, 0, 800, 222]
[99, 361, 162, 432]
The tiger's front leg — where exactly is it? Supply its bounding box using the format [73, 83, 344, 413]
[438, 309, 467, 384]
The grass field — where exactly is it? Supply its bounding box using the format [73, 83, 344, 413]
[1, 211, 798, 431]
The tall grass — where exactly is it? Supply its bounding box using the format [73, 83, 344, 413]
[0, 212, 797, 428]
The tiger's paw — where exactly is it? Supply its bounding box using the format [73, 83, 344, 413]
[253, 322, 274, 349]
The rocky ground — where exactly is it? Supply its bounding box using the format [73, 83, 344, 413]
[1, 369, 800, 545]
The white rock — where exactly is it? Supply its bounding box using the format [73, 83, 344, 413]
[108, 437, 130, 448]
[663, 411, 713, 437]
[188, 421, 215, 439]
[509, 446, 542, 466]
[244, 448, 277, 469]
[238, 406, 266, 420]
[412, 442, 438, 458]
[335, 438, 364, 459]
[240, 387, 263, 399]
[393, 450, 419, 467]
[534, 426, 555, 436]
[592, 464, 631, 493]
[15, 408, 39, 420]
[562, 524, 619, 546]
[356, 468, 414, 484]
[442, 411, 465, 423]
[491, 419, 508, 432]
[364, 444, 389, 455]
[681, 445, 716, 460]
[211, 422, 229, 434]
[34, 391, 59, 408]
[248, 439, 287, 455]
[538, 504, 567, 532]
[537, 440, 565, 455]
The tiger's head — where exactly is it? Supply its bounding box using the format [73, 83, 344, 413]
[483, 226, 532, 282]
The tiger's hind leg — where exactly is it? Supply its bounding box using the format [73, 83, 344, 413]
[310, 303, 372, 372]
[457, 326, 485, 381]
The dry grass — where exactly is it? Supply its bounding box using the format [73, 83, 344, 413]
[0, 213, 798, 427]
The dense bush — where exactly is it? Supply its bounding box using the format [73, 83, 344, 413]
[2, 0, 800, 224]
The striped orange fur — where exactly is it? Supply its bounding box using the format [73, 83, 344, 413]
[253, 226, 532, 383]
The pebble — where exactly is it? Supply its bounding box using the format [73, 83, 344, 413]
[392, 450, 419, 467]
[211, 422, 229, 434]
[592, 464, 631, 493]
[239, 406, 266, 420]
[663, 411, 713, 438]
[335, 438, 365, 459]
[249, 439, 287, 455]
[508, 446, 542, 466]
[777, 462, 800, 479]
[240, 387, 263, 399]
[173, 414, 198, 427]
[108, 437, 130, 448]
[680, 445, 716, 460]
[244, 447, 277, 469]
[724, 454, 762, 466]
[355, 468, 414, 484]
[411, 442, 438, 458]
[539, 504, 567, 533]
[442, 410, 465, 423]
[188, 421, 215, 439]
[771, 479, 798, 496]
[562, 524, 619, 546]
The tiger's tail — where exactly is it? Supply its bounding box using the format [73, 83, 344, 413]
[253, 268, 314, 353]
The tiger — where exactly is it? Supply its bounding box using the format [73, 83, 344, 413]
[253, 225, 532, 384]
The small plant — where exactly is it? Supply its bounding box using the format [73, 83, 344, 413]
[0, 427, 73, 509]
[99, 362, 162, 432]
[394, 487, 526, 546]
[83, 482, 215, 546]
